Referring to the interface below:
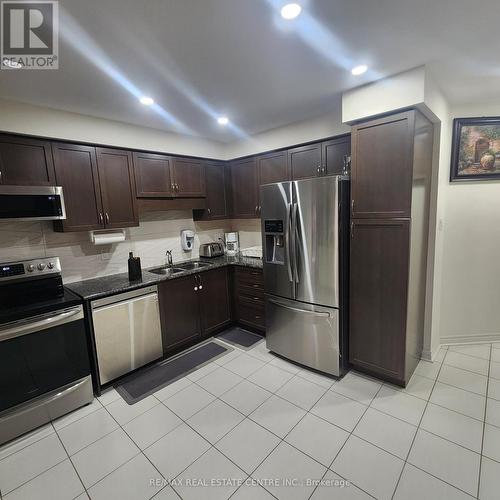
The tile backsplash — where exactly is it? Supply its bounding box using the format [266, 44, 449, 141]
[0, 214, 261, 283]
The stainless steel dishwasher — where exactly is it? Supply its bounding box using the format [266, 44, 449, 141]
[91, 286, 163, 385]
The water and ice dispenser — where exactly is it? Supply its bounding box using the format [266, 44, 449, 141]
[264, 220, 285, 264]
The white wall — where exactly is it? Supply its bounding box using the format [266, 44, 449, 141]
[0, 98, 226, 159]
[225, 96, 349, 159]
[437, 103, 500, 344]
[342, 67, 426, 124]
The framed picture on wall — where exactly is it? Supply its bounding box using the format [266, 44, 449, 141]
[451, 117, 500, 181]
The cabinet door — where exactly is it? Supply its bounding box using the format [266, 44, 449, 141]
[231, 158, 259, 218]
[0, 135, 55, 186]
[96, 148, 138, 229]
[52, 143, 104, 232]
[205, 162, 229, 219]
[257, 151, 289, 186]
[159, 276, 201, 352]
[323, 136, 351, 175]
[351, 111, 414, 218]
[199, 268, 231, 335]
[133, 151, 173, 197]
[172, 158, 206, 197]
[288, 143, 322, 180]
[349, 219, 410, 381]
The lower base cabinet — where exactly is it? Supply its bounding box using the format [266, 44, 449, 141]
[158, 268, 232, 353]
[233, 267, 265, 332]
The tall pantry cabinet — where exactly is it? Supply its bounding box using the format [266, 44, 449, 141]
[349, 110, 434, 386]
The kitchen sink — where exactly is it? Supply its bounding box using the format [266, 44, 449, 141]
[148, 266, 185, 276]
[175, 261, 211, 270]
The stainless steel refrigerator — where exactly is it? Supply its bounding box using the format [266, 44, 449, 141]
[261, 175, 349, 377]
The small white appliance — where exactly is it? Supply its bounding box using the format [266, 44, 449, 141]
[225, 232, 239, 256]
[181, 230, 195, 251]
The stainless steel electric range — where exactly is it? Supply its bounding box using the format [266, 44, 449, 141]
[0, 257, 93, 445]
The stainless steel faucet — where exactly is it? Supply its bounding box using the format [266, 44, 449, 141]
[166, 250, 173, 267]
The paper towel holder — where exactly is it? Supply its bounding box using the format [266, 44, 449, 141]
[89, 229, 126, 245]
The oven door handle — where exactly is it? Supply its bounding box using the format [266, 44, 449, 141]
[0, 306, 84, 342]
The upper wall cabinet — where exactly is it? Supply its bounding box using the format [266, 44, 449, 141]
[133, 151, 174, 197]
[288, 143, 322, 180]
[0, 134, 55, 186]
[52, 143, 104, 232]
[172, 158, 206, 198]
[231, 157, 259, 218]
[95, 148, 138, 229]
[53, 144, 138, 232]
[194, 161, 231, 220]
[322, 136, 351, 175]
[351, 113, 413, 218]
[257, 150, 289, 186]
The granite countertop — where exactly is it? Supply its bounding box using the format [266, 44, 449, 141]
[65, 255, 263, 301]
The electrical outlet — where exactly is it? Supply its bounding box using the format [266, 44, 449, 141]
[215, 232, 224, 243]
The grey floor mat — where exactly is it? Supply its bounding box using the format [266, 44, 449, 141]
[115, 341, 230, 404]
[217, 326, 263, 349]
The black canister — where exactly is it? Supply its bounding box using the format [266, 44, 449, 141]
[128, 252, 142, 281]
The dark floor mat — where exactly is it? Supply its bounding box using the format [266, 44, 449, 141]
[115, 341, 230, 404]
[217, 326, 263, 349]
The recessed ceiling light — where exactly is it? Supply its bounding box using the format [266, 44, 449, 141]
[2, 59, 22, 69]
[139, 96, 154, 106]
[217, 116, 229, 126]
[351, 65, 368, 76]
[280, 3, 302, 20]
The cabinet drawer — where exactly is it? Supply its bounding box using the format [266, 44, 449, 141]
[237, 300, 265, 329]
[235, 267, 263, 288]
[238, 287, 264, 304]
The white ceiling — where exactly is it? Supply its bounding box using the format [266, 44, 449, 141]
[0, 0, 498, 142]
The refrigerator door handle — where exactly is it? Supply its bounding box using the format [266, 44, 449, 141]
[285, 203, 293, 282]
[292, 202, 300, 283]
[267, 298, 331, 318]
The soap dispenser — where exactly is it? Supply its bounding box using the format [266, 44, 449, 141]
[181, 230, 195, 251]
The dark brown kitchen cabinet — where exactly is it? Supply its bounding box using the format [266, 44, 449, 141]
[231, 157, 259, 218]
[172, 158, 206, 197]
[322, 135, 351, 175]
[288, 143, 322, 180]
[95, 148, 138, 229]
[133, 151, 173, 197]
[233, 267, 265, 332]
[199, 268, 231, 335]
[349, 219, 410, 382]
[349, 109, 434, 386]
[159, 275, 201, 352]
[54, 145, 138, 232]
[257, 151, 289, 186]
[351, 112, 414, 219]
[194, 162, 231, 220]
[0, 134, 55, 186]
[52, 143, 103, 232]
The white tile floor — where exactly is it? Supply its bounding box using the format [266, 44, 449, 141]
[1, 341, 500, 500]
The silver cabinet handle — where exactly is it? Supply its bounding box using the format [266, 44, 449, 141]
[194, 286, 198, 291]
[207, 208, 211, 215]
[0, 306, 84, 342]
[0, 170, 3, 183]
[268, 298, 330, 317]
[105, 212, 110, 224]
[199, 284, 203, 290]
[99, 212, 104, 225]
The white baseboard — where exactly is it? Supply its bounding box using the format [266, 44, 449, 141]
[421, 344, 442, 362]
[440, 333, 500, 345]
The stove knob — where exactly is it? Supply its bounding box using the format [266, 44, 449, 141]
[47, 262, 54, 269]
[27, 264, 35, 272]
[37, 263, 46, 271]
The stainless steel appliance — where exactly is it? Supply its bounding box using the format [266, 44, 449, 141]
[199, 242, 225, 258]
[225, 232, 239, 256]
[0, 257, 92, 445]
[91, 286, 163, 385]
[0, 185, 66, 221]
[261, 176, 350, 376]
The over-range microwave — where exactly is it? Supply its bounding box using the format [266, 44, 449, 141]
[0, 186, 66, 221]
